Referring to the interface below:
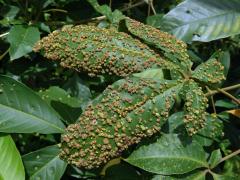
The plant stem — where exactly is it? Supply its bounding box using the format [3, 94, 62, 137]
[217, 88, 240, 105]
[0, 48, 10, 61]
[43, 9, 68, 13]
[206, 86, 217, 114]
[0, 32, 9, 38]
[150, 0, 156, 15]
[206, 84, 240, 96]
[219, 149, 240, 164]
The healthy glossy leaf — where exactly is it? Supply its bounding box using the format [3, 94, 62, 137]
[0, 135, 25, 180]
[215, 100, 237, 109]
[192, 59, 225, 86]
[146, 14, 164, 28]
[60, 77, 182, 169]
[104, 163, 142, 180]
[34, 23, 177, 77]
[124, 18, 192, 72]
[63, 73, 92, 103]
[152, 170, 206, 180]
[0, 75, 65, 134]
[160, 0, 240, 42]
[22, 145, 67, 180]
[209, 149, 222, 168]
[39, 86, 82, 124]
[181, 80, 208, 135]
[125, 133, 208, 175]
[223, 156, 240, 175]
[7, 25, 40, 60]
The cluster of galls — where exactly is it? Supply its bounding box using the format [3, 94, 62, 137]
[192, 58, 225, 85]
[33, 23, 177, 77]
[60, 77, 177, 169]
[124, 18, 192, 71]
[181, 80, 208, 136]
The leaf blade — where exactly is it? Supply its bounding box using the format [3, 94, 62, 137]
[0, 75, 65, 134]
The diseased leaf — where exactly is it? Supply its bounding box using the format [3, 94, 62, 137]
[226, 109, 240, 118]
[0, 135, 25, 180]
[125, 134, 208, 175]
[22, 145, 67, 180]
[181, 80, 208, 135]
[60, 77, 182, 169]
[192, 58, 225, 86]
[160, 0, 240, 42]
[7, 25, 40, 60]
[0, 75, 65, 134]
[124, 17, 192, 72]
[33, 24, 178, 77]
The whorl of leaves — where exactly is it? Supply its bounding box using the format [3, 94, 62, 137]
[60, 77, 181, 169]
[33, 24, 179, 77]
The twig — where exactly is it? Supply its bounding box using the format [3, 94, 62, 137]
[0, 32, 9, 38]
[206, 84, 240, 96]
[219, 149, 240, 164]
[150, 0, 156, 15]
[109, 0, 112, 8]
[148, 0, 151, 16]
[43, 9, 68, 13]
[0, 48, 10, 61]
[206, 86, 216, 114]
[217, 88, 240, 105]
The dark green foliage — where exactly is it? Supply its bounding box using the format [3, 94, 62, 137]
[0, 0, 240, 179]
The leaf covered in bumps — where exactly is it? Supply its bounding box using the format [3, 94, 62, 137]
[181, 80, 208, 135]
[33, 25, 178, 77]
[60, 77, 182, 169]
[192, 58, 225, 85]
[123, 18, 192, 72]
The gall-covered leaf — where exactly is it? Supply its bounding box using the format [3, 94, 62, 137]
[60, 77, 182, 169]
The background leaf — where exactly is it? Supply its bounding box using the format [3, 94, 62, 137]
[7, 25, 40, 60]
[0, 75, 65, 134]
[0, 134, 25, 180]
[39, 86, 82, 124]
[160, 0, 240, 42]
[125, 133, 208, 175]
[22, 145, 67, 180]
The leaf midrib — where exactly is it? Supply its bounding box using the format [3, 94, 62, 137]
[127, 155, 208, 167]
[0, 103, 64, 133]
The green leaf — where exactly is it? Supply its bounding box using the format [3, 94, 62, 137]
[192, 58, 225, 86]
[38, 86, 82, 124]
[0, 75, 65, 134]
[223, 156, 240, 176]
[160, 0, 240, 42]
[215, 100, 238, 109]
[7, 25, 40, 60]
[125, 133, 208, 175]
[133, 68, 164, 80]
[60, 77, 182, 169]
[34, 23, 177, 77]
[152, 170, 206, 180]
[124, 18, 192, 72]
[63, 73, 92, 103]
[22, 145, 67, 180]
[146, 14, 164, 28]
[208, 149, 222, 168]
[212, 172, 239, 180]
[104, 163, 141, 180]
[0, 135, 25, 180]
